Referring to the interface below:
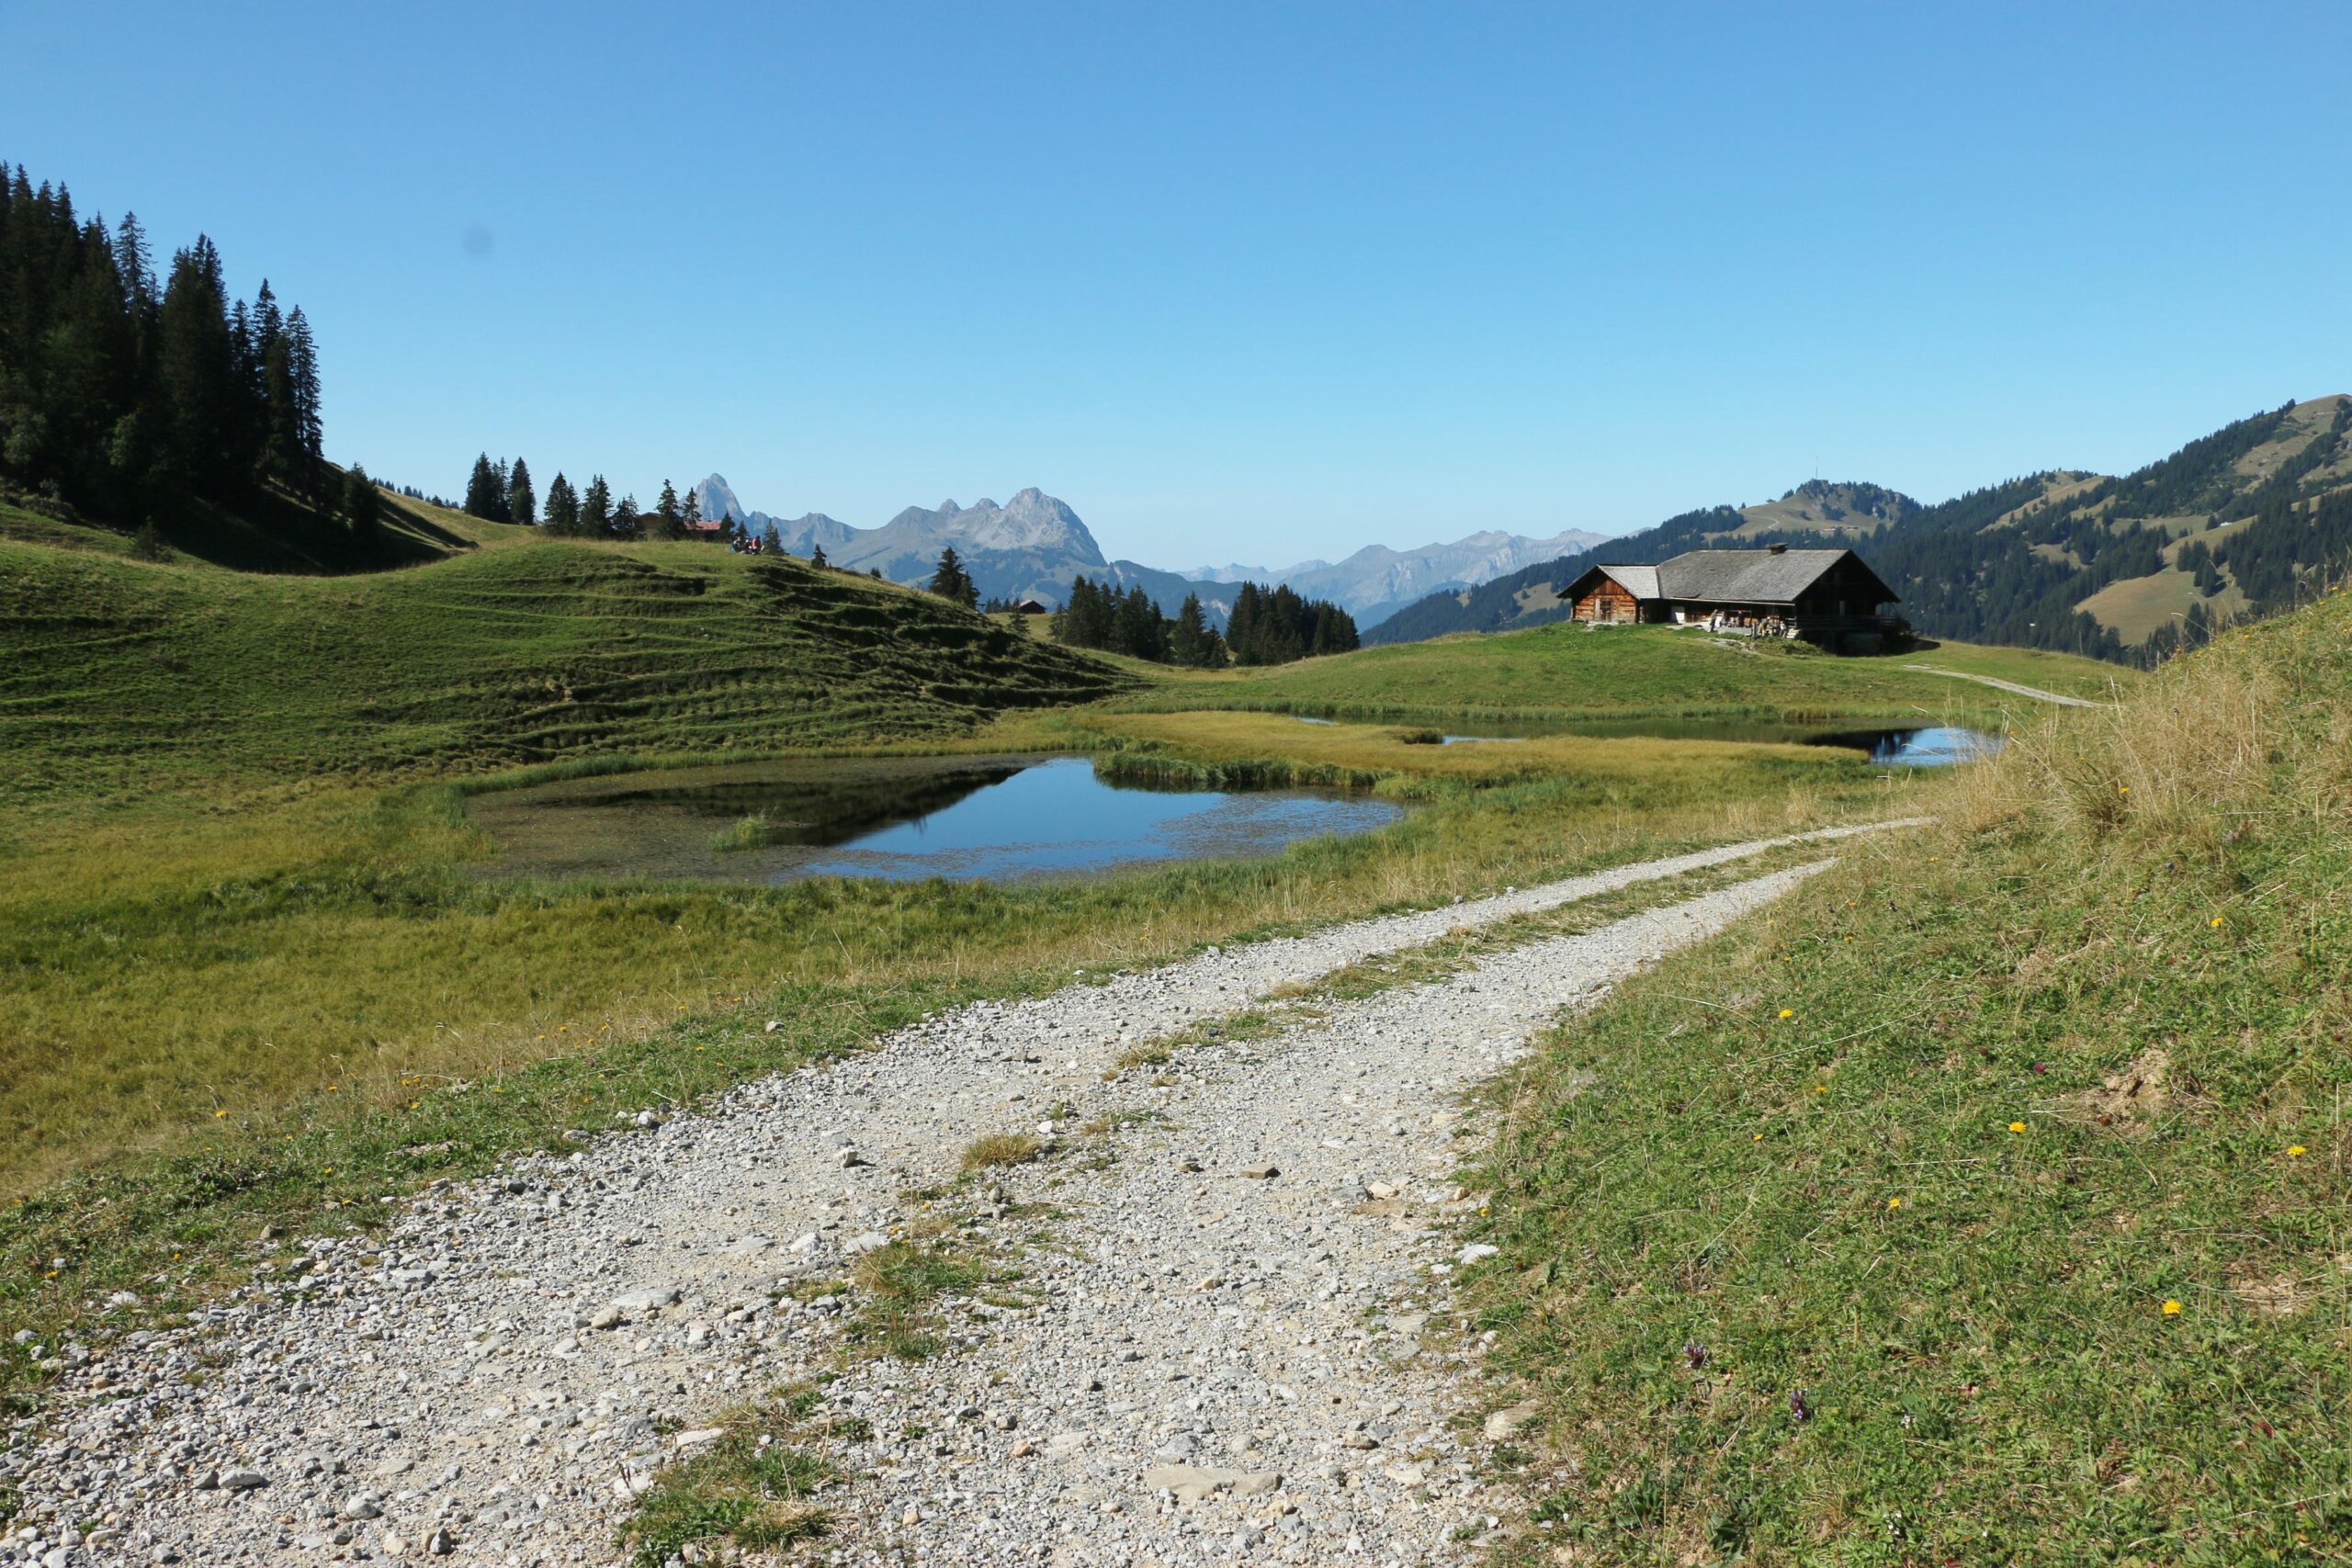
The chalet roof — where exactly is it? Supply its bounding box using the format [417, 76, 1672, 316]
[1567, 547, 1895, 608]
[1655, 548, 1862, 604]
[1594, 563, 1660, 598]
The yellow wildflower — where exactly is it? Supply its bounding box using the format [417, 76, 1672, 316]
[1779, 1009, 1794, 1020]
[1886, 1197, 1902, 1211]
[2162, 1299, 2183, 1316]
[2289, 1145, 2308, 1157]
[2008, 1121, 2027, 1134]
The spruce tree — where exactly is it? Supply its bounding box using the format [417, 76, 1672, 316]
[543, 471, 580, 533]
[507, 457, 536, 526]
[341, 463, 380, 535]
[1170, 592, 1214, 666]
[653, 479, 684, 539]
[929, 547, 978, 608]
[153, 236, 239, 495]
[464, 455, 500, 518]
[285, 308, 322, 493]
[614, 492, 641, 537]
[581, 474, 613, 536]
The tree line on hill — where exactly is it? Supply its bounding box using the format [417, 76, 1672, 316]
[464, 456, 739, 545]
[0, 161, 350, 539]
[1048, 575, 1355, 666]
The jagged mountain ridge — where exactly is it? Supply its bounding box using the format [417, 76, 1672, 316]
[1363, 398, 2352, 661]
[693, 474, 1615, 625]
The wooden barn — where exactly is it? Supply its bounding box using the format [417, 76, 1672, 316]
[1562, 546, 1900, 648]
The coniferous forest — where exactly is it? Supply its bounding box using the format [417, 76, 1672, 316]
[1049, 575, 1354, 667]
[0, 162, 361, 565]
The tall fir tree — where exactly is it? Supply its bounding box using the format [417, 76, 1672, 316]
[341, 462, 380, 535]
[543, 471, 580, 534]
[653, 479, 684, 539]
[928, 547, 978, 608]
[506, 457, 536, 525]
[580, 474, 613, 536]
[463, 454, 501, 519]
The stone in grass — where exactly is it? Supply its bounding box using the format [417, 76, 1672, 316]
[1484, 1401, 1540, 1442]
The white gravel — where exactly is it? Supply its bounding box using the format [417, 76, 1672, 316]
[3, 824, 1907, 1566]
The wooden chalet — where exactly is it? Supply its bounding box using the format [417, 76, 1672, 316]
[1562, 545, 1901, 649]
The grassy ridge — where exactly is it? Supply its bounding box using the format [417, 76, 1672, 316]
[0, 532, 1127, 798]
[1467, 593, 2352, 1562]
[1102, 621, 2128, 724]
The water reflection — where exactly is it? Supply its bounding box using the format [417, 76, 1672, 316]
[469, 756, 1401, 884]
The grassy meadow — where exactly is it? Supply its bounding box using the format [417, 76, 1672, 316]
[1108, 621, 2127, 724]
[1464, 592, 2352, 1563]
[0, 521, 1961, 1411]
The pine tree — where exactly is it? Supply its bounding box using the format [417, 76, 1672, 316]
[581, 474, 613, 536]
[762, 522, 782, 554]
[153, 236, 242, 499]
[507, 457, 536, 526]
[341, 463, 380, 535]
[543, 471, 580, 534]
[284, 307, 322, 493]
[1170, 593, 1216, 667]
[929, 547, 978, 608]
[614, 492, 641, 537]
[653, 479, 682, 538]
[464, 454, 501, 519]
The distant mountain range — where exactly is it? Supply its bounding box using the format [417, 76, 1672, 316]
[692, 474, 1613, 627]
[1363, 395, 2352, 660]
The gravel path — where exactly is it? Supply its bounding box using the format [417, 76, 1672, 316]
[1900, 664, 2116, 708]
[5, 826, 1905, 1568]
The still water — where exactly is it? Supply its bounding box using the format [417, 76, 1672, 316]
[469, 756, 1402, 885]
[1294, 712, 2000, 764]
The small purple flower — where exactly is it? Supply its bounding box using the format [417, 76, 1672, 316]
[1789, 1388, 1813, 1423]
[1682, 1341, 1709, 1371]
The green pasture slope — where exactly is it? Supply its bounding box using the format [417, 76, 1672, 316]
[0, 515, 1128, 797]
[1464, 593, 2352, 1562]
[1116, 621, 2128, 725]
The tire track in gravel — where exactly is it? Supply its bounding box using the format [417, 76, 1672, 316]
[6, 826, 1914, 1568]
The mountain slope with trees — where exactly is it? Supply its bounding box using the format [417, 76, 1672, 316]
[1367, 398, 2352, 663]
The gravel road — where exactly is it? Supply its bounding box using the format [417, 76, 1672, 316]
[5, 825, 1905, 1567]
[1900, 664, 2116, 707]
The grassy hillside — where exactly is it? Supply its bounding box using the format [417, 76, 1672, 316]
[0, 529, 1129, 798]
[1466, 587, 2352, 1562]
[1110, 621, 2127, 724]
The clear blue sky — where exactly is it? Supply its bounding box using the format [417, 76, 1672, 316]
[7, 2, 2347, 567]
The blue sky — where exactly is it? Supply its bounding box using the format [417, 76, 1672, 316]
[6, 2, 2347, 566]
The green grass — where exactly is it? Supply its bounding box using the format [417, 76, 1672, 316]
[0, 523, 1934, 1427]
[1464, 591, 2352, 1564]
[1107, 621, 2129, 725]
[0, 529, 1127, 799]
